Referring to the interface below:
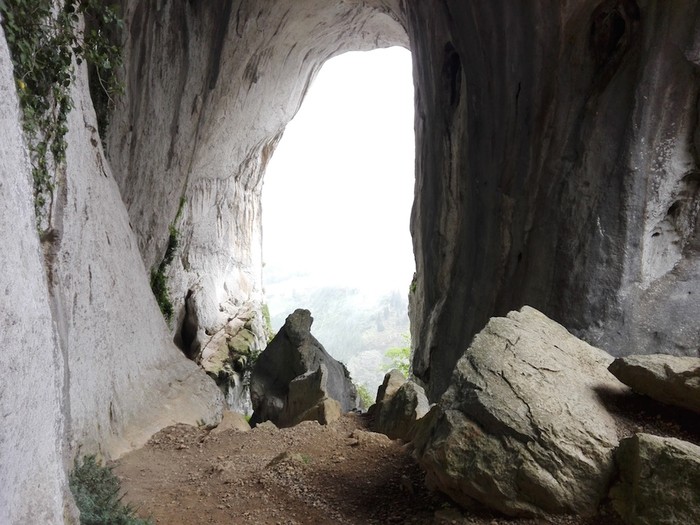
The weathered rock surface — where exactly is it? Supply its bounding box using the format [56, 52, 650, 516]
[55, 59, 224, 459]
[609, 354, 700, 414]
[283, 364, 343, 426]
[1, 7, 225, 520]
[375, 369, 406, 405]
[250, 309, 357, 426]
[413, 307, 627, 517]
[195, 306, 267, 412]
[374, 379, 430, 441]
[109, 0, 407, 355]
[407, 1, 700, 399]
[610, 433, 700, 525]
[0, 24, 71, 524]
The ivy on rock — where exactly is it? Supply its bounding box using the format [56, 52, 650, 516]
[0, 0, 123, 229]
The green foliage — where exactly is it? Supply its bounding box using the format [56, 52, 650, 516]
[355, 382, 375, 410]
[0, 0, 123, 227]
[149, 195, 188, 322]
[81, 0, 124, 137]
[69, 455, 151, 525]
[150, 224, 179, 323]
[385, 334, 411, 377]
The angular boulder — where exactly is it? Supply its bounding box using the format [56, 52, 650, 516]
[250, 309, 356, 426]
[374, 376, 430, 441]
[375, 369, 406, 405]
[610, 433, 700, 525]
[283, 364, 342, 426]
[413, 306, 627, 517]
[608, 355, 700, 414]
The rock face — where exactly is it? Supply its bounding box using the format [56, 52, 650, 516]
[374, 378, 430, 441]
[250, 309, 357, 426]
[413, 307, 627, 517]
[108, 0, 408, 363]
[611, 433, 700, 525]
[406, 1, 700, 399]
[108, 0, 700, 405]
[609, 354, 700, 414]
[0, 6, 224, 521]
[0, 24, 71, 523]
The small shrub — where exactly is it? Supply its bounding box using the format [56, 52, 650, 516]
[385, 335, 411, 377]
[150, 213, 183, 324]
[69, 455, 151, 525]
[355, 383, 375, 410]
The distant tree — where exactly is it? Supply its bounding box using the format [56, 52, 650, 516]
[384, 335, 411, 377]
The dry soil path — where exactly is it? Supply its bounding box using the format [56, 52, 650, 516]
[115, 413, 632, 525]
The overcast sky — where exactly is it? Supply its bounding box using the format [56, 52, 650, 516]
[262, 46, 415, 294]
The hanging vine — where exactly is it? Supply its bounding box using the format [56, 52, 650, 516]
[0, 0, 123, 228]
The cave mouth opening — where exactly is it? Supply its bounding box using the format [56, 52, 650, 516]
[261, 47, 415, 394]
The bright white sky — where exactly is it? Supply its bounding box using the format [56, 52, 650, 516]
[262, 47, 415, 294]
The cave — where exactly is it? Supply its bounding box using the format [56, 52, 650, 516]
[1, 1, 699, 521]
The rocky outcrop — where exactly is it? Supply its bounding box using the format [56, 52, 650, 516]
[407, 1, 700, 399]
[195, 306, 267, 412]
[611, 433, 700, 525]
[375, 369, 406, 405]
[374, 379, 430, 441]
[371, 369, 430, 441]
[609, 355, 700, 414]
[250, 309, 356, 426]
[413, 307, 627, 517]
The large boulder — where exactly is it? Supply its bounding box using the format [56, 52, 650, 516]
[610, 433, 700, 525]
[608, 355, 700, 414]
[413, 306, 627, 517]
[250, 309, 356, 426]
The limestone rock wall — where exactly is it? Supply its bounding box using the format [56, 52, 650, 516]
[1, 9, 223, 521]
[405, 0, 700, 398]
[108, 0, 407, 353]
[0, 24, 71, 524]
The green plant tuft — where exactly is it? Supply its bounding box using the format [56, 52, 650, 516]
[150, 203, 185, 324]
[355, 383, 375, 410]
[69, 455, 151, 525]
[385, 334, 411, 377]
[0, 0, 123, 228]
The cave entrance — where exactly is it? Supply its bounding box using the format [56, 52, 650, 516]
[261, 47, 415, 398]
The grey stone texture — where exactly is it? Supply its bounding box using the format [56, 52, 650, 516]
[3, 0, 700, 521]
[374, 380, 430, 441]
[405, 1, 700, 399]
[250, 309, 357, 426]
[413, 307, 627, 517]
[609, 354, 700, 413]
[108, 0, 407, 359]
[0, 23, 72, 524]
[611, 433, 700, 525]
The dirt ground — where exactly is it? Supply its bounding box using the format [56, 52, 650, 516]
[115, 390, 699, 525]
